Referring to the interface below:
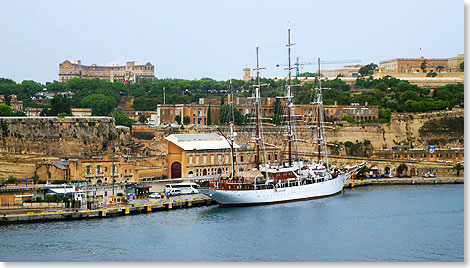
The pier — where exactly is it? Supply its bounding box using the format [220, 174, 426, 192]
[0, 196, 215, 225]
[344, 177, 464, 188]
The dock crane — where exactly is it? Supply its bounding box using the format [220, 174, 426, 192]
[276, 57, 362, 77]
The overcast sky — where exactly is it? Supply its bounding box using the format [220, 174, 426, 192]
[0, 0, 464, 84]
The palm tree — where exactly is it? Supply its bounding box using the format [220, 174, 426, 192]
[452, 163, 464, 176]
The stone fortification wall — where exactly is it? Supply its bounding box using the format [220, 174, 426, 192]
[0, 117, 115, 158]
[163, 108, 464, 154]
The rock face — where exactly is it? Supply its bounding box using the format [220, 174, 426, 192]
[0, 117, 115, 158]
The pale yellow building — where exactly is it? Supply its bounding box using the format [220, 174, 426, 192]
[165, 133, 280, 179]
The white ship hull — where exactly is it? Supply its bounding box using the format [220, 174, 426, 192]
[200, 173, 349, 207]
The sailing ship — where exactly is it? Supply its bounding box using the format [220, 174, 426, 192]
[199, 27, 365, 207]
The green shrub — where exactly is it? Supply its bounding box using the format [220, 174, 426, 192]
[45, 194, 58, 202]
[117, 193, 123, 197]
[51, 180, 67, 184]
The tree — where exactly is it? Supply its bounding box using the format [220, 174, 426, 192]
[0, 104, 12, 116]
[49, 95, 72, 116]
[427, 71, 437, 77]
[452, 163, 464, 176]
[206, 105, 212, 125]
[183, 116, 190, 125]
[219, 104, 230, 124]
[436, 65, 445, 72]
[219, 104, 243, 125]
[109, 110, 134, 128]
[4, 95, 11, 106]
[272, 98, 284, 125]
[420, 60, 427, 73]
[359, 63, 378, 76]
[174, 115, 181, 124]
[378, 108, 391, 123]
[460, 61, 464, 71]
[138, 113, 149, 124]
[81, 94, 116, 116]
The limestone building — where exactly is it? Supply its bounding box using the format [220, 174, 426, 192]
[59, 60, 155, 82]
[321, 65, 362, 78]
[36, 154, 165, 184]
[165, 134, 280, 179]
[243, 66, 251, 82]
[379, 55, 464, 74]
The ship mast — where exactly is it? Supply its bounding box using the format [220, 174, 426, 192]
[314, 56, 329, 169]
[286, 25, 295, 167]
[253, 43, 266, 170]
[229, 79, 236, 178]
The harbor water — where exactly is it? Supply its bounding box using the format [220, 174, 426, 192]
[0, 184, 463, 262]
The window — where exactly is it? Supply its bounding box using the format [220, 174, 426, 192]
[218, 155, 222, 163]
[196, 156, 199, 164]
[86, 166, 91, 174]
[240, 155, 244, 162]
[97, 165, 101, 174]
[189, 156, 193, 164]
[211, 155, 214, 164]
[203, 156, 207, 164]
[225, 155, 229, 163]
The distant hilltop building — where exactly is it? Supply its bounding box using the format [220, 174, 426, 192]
[243, 66, 251, 82]
[59, 60, 155, 83]
[379, 54, 464, 74]
[320, 65, 363, 78]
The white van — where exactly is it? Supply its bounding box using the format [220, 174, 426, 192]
[164, 183, 199, 195]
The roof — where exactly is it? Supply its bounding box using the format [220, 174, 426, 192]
[165, 133, 240, 151]
[53, 160, 69, 170]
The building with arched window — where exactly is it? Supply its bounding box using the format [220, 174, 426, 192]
[165, 133, 281, 179]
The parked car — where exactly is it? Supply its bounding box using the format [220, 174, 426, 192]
[149, 192, 161, 199]
[0, 183, 5, 188]
[397, 174, 404, 178]
[167, 189, 182, 196]
[383, 174, 393, 178]
[424, 173, 435, 178]
[404, 174, 411, 178]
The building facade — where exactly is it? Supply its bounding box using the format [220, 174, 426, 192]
[374, 147, 464, 164]
[295, 102, 379, 123]
[59, 60, 155, 82]
[378, 55, 465, 74]
[36, 154, 166, 184]
[165, 134, 281, 179]
[321, 65, 362, 78]
[447, 54, 465, 72]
